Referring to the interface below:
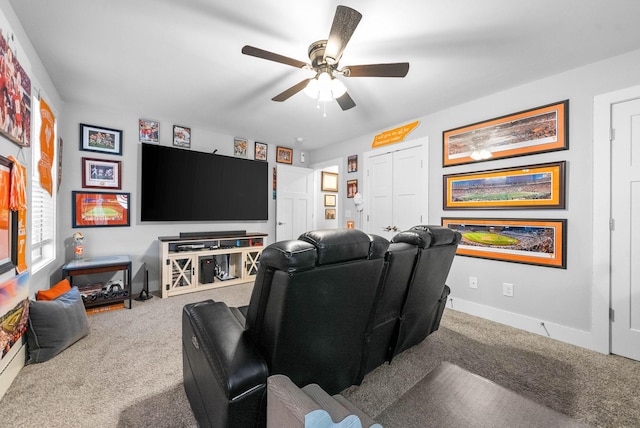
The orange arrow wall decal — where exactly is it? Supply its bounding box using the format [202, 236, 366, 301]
[372, 120, 419, 148]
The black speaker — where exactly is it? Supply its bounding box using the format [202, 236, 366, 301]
[200, 258, 216, 284]
[136, 263, 153, 301]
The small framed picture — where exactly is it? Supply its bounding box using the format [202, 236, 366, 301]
[173, 125, 191, 148]
[72, 191, 130, 228]
[325, 208, 336, 220]
[82, 157, 122, 189]
[276, 146, 293, 164]
[348, 155, 358, 173]
[347, 179, 358, 198]
[346, 220, 355, 229]
[321, 171, 338, 192]
[80, 123, 123, 155]
[324, 194, 336, 207]
[234, 137, 248, 157]
[139, 119, 159, 143]
[255, 142, 268, 161]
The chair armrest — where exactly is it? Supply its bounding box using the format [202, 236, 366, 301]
[183, 300, 268, 399]
[183, 300, 269, 428]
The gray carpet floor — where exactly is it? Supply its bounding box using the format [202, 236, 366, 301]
[0, 282, 638, 427]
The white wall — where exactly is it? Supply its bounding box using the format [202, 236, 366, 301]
[309, 48, 640, 352]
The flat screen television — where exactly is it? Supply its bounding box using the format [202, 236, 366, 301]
[141, 144, 268, 221]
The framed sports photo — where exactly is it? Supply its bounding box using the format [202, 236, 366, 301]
[82, 157, 122, 189]
[80, 123, 123, 155]
[173, 125, 191, 148]
[347, 179, 358, 198]
[72, 191, 130, 228]
[255, 142, 268, 161]
[442, 217, 567, 268]
[139, 119, 159, 143]
[276, 146, 293, 164]
[443, 161, 566, 210]
[443, 100, 568, 167]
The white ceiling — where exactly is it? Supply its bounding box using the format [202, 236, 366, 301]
[9, 0, 640, 151]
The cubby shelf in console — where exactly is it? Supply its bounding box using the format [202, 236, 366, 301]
[158, 232, 267, 298]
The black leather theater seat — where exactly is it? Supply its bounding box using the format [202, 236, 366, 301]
[182, 226, 460, 428]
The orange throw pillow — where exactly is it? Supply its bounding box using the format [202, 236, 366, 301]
[36, 279, 71, 301]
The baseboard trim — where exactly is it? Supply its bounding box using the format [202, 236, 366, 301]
[446, 297, 600, 354]
[0, 341, 26, 400]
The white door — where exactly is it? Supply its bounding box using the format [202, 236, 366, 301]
[276, 165, 313, 241]
[611, 98, 640, 361]
[368, 152, 394, 240]
[364, 140, 427, 241]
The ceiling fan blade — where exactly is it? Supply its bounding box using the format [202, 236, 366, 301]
[336, 92, 356, 111]
[342, 63, 410, 78]
[323, 6, 362, 65]
[242, 45, 309, 69]
[272, 78, 312, 102]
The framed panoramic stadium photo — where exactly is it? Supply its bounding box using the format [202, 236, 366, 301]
[442, 218, 567, 268]
[443, 161, 566, 210]
[442, 100, 568, 167]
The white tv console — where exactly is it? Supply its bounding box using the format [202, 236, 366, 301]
[158, 232, 267, 298]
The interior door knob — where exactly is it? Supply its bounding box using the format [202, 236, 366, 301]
[278, 222, 285, 225]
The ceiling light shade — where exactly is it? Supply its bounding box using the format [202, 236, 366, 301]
[330, 78, 347, 98]
[304, 78, 319, 98]
[470, 149, 492, 160]
[305, 71, 346, 102]
[317, 72, 333, 102]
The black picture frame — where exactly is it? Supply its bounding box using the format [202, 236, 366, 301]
[80, 123, 123, 155]
[173, 125, 191, 148]
[72, 191, 131, 228]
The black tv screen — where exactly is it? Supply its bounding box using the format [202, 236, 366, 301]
[141, 144, 268, 221]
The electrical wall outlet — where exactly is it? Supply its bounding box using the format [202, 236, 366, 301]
[503, 282, 514, 297]
[469, 276, 478, 289]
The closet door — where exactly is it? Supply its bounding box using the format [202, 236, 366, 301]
[364, 140, 427, 240]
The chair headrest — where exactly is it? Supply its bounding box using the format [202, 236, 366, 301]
[259, 240, 317, 273]
[392, 225, 461, 248]
[299, 229, 388, 265]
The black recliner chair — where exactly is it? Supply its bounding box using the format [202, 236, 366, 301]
[389, 225, 461, 357]
[182, 226, 460, 428]
[182, 229, 389, 428]
[361, 225, 461, 375]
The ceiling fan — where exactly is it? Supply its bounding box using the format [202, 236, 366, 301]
[241, 5, 409, 111]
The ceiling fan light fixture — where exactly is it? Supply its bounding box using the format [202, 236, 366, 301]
[305, 71, 346, 102]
